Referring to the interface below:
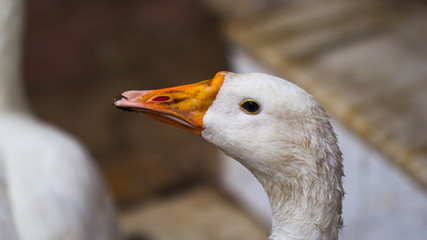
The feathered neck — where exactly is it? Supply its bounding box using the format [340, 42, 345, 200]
[0, 0, 28, 113]
[255, 120, 343, 240]
[233, 113, 344, 240]
[256, 157, 343, 240]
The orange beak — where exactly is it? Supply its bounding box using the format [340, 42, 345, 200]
[113, 71, 229, 135]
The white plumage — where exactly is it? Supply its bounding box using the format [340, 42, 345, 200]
[0, 0, 120, 239]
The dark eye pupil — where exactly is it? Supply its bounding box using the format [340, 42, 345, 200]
[241, 100, 259, 113]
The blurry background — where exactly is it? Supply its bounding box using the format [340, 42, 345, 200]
[18, 0, 427, 239]
[24, 0, 225, 206]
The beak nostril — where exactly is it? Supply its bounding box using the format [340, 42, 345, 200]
[151, 96, 171, 102]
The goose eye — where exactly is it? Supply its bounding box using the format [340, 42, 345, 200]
[240, 99, 260, 114]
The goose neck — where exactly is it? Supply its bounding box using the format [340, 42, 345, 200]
[254, 163, 343, 240]
[0, 0, 28, 113]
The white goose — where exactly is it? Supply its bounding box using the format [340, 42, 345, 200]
[114, 71, 344, 240]
[0, 0, 120, 239]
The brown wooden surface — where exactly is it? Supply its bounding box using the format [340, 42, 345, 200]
[121, 186, 268, 240]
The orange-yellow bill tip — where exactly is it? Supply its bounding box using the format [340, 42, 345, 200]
[114, 71, 230, 135]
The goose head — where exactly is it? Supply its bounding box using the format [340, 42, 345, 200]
[114, 71, 344, 240]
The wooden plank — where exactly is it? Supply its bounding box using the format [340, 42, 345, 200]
[120, 187, 268, 240]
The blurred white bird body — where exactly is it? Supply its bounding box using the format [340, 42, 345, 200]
[115, 71, 344, 240]
[0, 113, 119, 240]
[0, 0, 120, 239]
